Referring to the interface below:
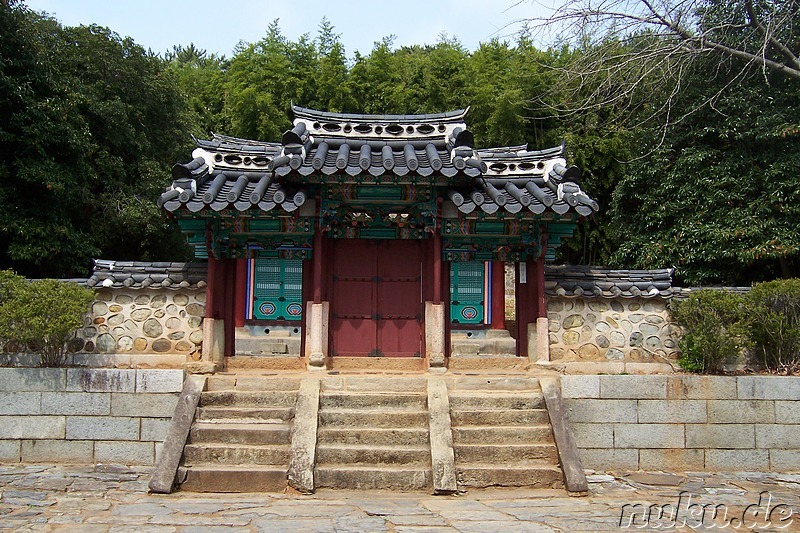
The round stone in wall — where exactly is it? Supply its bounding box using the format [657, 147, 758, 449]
[563, 314, 585, 329]
[166, 303, 179, 315]
[189, 330, 203, 344]
[96, 333, 116, 353]
[548, 320, 561, 333]
[166, 317, 181, 329]
[645, 336, 662, 349]
[134, 337, 148, 351]
[175, 340, 192, 352]
[84, 341, 95, 352]
[596, 335, 610, 348]
[195, 292, 206, 303]
[562, 300, 574, 311]
[180, 310, 187, 318]
[151, 294, 167, 308]
[93, 317, 105, 325]
[174, 294, 189, 306]
[606, 317, 619, 329]
[188, 316, 202, 328]
[586, 313, 597, 324]
[640, 323, 660, 336]
[131, 308, 151, 322]
[664, 339, 675, 349]
[629, 331, 644, 347]
[643, 301, 661, 312]
[646, 315, 665, 324]
[108, 304, 123, 313]
[115, 294, 133, 305]
[549, 300, 563, 312]
[154, 309, 165, 319]
[548, 333, 559, 345]
[610, 331, 626, 347]
[123, 319, 138, 333]
[629, 314, 645, 323]
[578, 343, 599, 359]
[168, 331, 185, 341]
[563, 330, 580, 345]
[596, 322, 610, 333]
[610, 301, 624, 312]
[107, 314, 123, 327]
[620, 319, 633, 333]
[83, 326, 97, 338]
[97, 291, 112, 302]
[117, 336, 133, 352]
[143, 318, 163, 338]
[92, 302, 108, 316]
[152, 338, 172, 352]
[134, 295, 150, 305]
[589, 301, 608, 312]
[628, 302, 641, 311]
[549, 347, 565, 360]
[186, 303, 205, 317]
[605, 347, 624, 360]
[112, 326, 126, 336]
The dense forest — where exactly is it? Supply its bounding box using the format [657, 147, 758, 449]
[0, 0, 798, 285]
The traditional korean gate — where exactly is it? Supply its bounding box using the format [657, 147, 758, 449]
[331, 239, 422, 357]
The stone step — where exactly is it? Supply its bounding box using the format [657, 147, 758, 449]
[314, 465, 432, 491]
[318, 409, 428, 428]
[183, 443, 290, 466]
[235, 337, 302, 356]
[199, 391, 297, 408]
[448, 376, 541, 392]
[189, 423, 291, 445]
[317, 427, 429, 446]
[451, 425, 553, 444]
[319, 392, 426, 410]
[448, 393, 544, 411]
[197, 406, 294, 423]
[450, 409, 549, 426]
[205, 375, 301, 391]
[454, 443, 559, 463]
[456, 464, 563, 489]
[315, 444, 430, 465]
[179, 465, 287, 493]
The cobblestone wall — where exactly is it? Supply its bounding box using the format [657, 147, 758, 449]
[76, 289, 205, 357]
[0, 368, 182, 465]
[562, 375, 800, 472]
[547, 297, 680, 363]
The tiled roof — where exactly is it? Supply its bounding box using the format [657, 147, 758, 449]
[86, 259, 207, 290]
[159, 106, 598, 217]
[445, 145, 599, 217]
[545, 265, 676, 299]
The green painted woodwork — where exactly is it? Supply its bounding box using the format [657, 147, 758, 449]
[450, 261, 485, 324]
[253, 257, 303, 321]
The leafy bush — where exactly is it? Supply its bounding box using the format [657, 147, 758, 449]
[670, 290, 747, 373]
[746, 279, 800, 373]
[0, 274, 94, 367]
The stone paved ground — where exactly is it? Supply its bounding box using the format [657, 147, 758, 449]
[1, 465, 800, 532]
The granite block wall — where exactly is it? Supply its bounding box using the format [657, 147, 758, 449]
[0, 368, 182, 465]
[562, 375, 800, 472]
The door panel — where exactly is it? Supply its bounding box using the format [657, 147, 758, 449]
[331, 239, 422, 357]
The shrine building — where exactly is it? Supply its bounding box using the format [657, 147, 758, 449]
[158, 105, 598, 370]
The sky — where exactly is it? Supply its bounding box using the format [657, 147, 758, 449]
[23, 0, 556, 58]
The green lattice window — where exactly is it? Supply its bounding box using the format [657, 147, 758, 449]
[253, 258, 303, 320]
[450, 261, 485, 324]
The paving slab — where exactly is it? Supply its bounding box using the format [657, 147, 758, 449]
[0, 464, 798, 531]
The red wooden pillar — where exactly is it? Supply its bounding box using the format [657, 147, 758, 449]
[432, 230, 442, 304]
[223, 259, 236, 356]
[234, 258, 247, 328]
[313, 230, 324, 303]
[205, 255, 217, 319]
[491, 260, 505, 330]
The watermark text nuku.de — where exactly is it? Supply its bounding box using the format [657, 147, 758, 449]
[619, 491, 794, 529]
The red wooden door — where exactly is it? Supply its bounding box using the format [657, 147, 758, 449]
[331, 240, 422, 357]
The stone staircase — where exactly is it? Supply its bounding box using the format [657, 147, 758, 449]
[177, 377, 300, 492]
[448, 376, 563, 489]
[314, 378, 433, 491]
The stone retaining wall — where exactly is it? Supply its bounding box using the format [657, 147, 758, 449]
[548, 297, 680, 363]
[562, 374, 800, 472]
[76, 288, 204, 358]
[0, 368, 182, 465]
